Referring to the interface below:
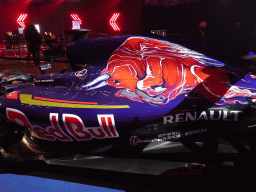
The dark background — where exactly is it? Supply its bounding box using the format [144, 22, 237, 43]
[0, 0, 256, 56]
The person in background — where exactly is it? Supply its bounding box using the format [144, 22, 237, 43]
[187, 21, 207, 46]
[43, 32, 54, 50]
[13, 29, 22, 57]
[228, 22, 245, 56]
[4, 32, 14, 49]
[24, 23, 42, 67]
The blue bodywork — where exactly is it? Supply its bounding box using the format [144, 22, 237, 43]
[0, 35, 256, 161]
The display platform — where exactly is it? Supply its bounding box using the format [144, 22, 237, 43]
[0, 157, 251, 192]
[0, 174, 123, 192]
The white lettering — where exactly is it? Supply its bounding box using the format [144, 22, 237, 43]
[197, 111, 208, 120]
[175, 113, 184, 123]
[185, 112, 197, 121]
[185, 131, 191, 136]
[163, 110, 243, 124]
[163, 115, 174, 124]
[223, 111, 231, 121]
[158, 131, 180, 141]
[185, 128, 207, 136]
[158, 133, 167, 141]
[209, 110, 221, 120]
[230, 110, 243, 121]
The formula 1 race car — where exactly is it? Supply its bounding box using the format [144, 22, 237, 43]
[0, 34, 256, 173]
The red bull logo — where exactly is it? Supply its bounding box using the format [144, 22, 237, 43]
[82, 37, 256, 105]
[6, 108, 119, 142]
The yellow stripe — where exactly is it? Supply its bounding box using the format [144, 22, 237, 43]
[20, 94, 130, 109]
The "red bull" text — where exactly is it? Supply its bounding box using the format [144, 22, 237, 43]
[6, 108, 119, 142]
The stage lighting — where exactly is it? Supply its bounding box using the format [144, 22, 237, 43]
[17, 14, 28, 28]
[109, 13, 120, 31]
[70, 14, 82, 25]
[35, 24, 40, 33]
[72, 21, 80, 29]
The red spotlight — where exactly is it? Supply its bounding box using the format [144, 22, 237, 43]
[70, 14, 82, 25]
[17, 14, 27, 28]
[109, 13, 120, 31]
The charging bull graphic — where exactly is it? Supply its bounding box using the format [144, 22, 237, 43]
[83, 37, 256, 105]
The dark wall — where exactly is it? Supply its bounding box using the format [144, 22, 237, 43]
[141, 0, 210, 34]
[206, 0, 256, 56]
[0, 0, 143, 38]
[141, 0, 256, 56]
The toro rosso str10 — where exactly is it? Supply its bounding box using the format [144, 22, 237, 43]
[0, 35, 256, 170]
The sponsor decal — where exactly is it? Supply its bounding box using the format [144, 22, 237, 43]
[6, 108, 119, 142]
[130, 131, 181, 146]
[75, 69, 87, 77]
[129, 129, 208, 146]
[158, 131, 180, 141]
[163, 110, 242, 124]
[130, 136, 161, 146]
[185, 128, 207, 136]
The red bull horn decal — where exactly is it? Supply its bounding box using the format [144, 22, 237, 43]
[6, 108, 119, 142]
[82, 37, 256, 105]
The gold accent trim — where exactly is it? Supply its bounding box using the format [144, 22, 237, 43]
[20, 94, 130, 109]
